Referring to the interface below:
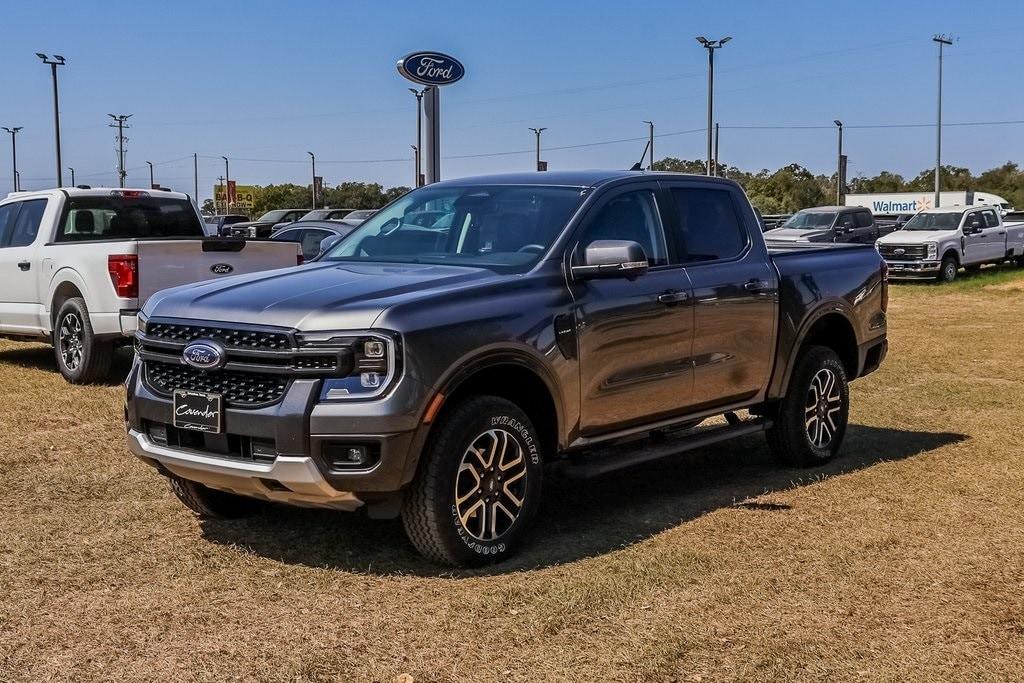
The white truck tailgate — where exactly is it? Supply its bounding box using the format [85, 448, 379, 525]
[136, 239, 301, 304]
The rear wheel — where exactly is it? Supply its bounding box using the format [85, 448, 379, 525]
[937, 256, 958, 283]
[52, 297, 113, 383]
[402, 396, 544, 567]
[766, 346, 850, 466]
[168, 474, 264, 518]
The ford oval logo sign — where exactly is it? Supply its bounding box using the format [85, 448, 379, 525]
[211, 263, 234, 275]
[894, 248, 906, 256]
[397, 51, 465, 86]
[182, 340, 226, 370]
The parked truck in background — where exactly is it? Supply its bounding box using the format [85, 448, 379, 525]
[845, 191, 1014, 216]
[0, 188, 302, 383]
[876, 205, 1024, 281]
[126, 170, 889, 567]
[764, 205, 889, 244]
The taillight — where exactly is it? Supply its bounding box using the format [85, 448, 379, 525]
[880, 260, 889, 312]
[107, 254, 139, 298]
[297, 254, 305, 266]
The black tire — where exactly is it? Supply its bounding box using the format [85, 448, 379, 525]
[1015, 255, 1024, 268]
[168, 474, 264, 518]
[402, 396, 544, 567]
[52, 297, 113, 383]
[936, 256, 958, 283]
[766, 346, 850, 466]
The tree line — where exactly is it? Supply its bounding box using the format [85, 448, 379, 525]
[653, 158, 1024, 214]
[203, 181, 410, 216]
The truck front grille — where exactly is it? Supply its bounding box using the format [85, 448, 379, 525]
[878, 244, 928, 260]
[144, 360, 289, 407]
[145, 322, 292, 350]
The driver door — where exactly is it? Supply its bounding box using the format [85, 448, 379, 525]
[568, 185, 695, 436]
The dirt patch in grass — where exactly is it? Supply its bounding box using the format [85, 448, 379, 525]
[1, 276, 1023, 681]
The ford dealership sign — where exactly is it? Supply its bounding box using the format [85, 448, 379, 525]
[397, 52, 465, 86]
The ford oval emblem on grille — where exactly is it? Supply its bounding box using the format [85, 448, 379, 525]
[211, 263, 234, 275]
[182, 340, 226, 370]
[894, 248, 905, 256]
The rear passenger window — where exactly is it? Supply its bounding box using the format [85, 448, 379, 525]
[7, 199, 47, 247]
[855, 211, 873, 228]
[669, 188, 747, 262]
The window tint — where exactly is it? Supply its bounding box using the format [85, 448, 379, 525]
[576, 190, 668, 266]
[57, 195, 203, 241]
[0, 202, 20, 246]
[669, 188, 747, 262]
[837, 213, 855, 229]
[982, 210, 999, 227]
[855, 211, 873, 228]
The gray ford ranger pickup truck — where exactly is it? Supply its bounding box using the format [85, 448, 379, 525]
[125, 171, 889, 566]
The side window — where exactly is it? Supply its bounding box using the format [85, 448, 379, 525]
[983, 210, 999, 227]
[575, 190, 668, 266]
[300, 229, 331, 258]
[855, 211, 873, 228]
[837, 213, 855, 229]
[7, 199, 47, 247]
[0, 203, 18, 246]
[964, 212, 980, 228]
[668, 188, 747, 262]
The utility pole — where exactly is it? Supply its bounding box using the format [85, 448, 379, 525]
[642, 121, 654, 170]
[2, 127, 22, 192]
[696, 36, 731, 176]
[108, 114, 131, 187]
[217, 175, 225, 214]
[307, 151, 316, 209]
[933, 34, 953, 209]
[36, 53, 66, 187]
[221, 156, 230, 212]
[146, 161, 154, 189]
[411, 145, 419, 187]
[68, 167, 75, 186]
[529, 127, 547, 171]
[193, 153, 198, 201]
[409, 88, 424, 187]
[834, 120, 844, 205]
[713, 123, 720, 176]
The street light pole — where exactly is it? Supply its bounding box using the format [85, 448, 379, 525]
[222, 156, 230, 212]
[409, 88, 424, 187]
[933, 34, 953, 209]
[528, 127, 547, 171]
[146, 161, 154, 188]
[713, 123, 720, 176]
[307, 151, 316, 209]
[411, 145, 419, 187]
[2, 127, 22, 192]
[36, 53, 66, 187]
[834, 120, 844, 205]
[68, 167, 75, 186]
[193, 153, 198, 201]
[696, 36, 731, 176]
[642, 121, 654, 170]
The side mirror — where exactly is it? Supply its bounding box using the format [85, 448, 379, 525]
[571, 240, 649, 280]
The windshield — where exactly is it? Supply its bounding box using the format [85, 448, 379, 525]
[57, 194, 204, 241]
[779, 211, 836, 230]
[322, 184, 586, 272]
[345, 210, 374, 221]
[903, 212, 962, 231]
[258, 210, 290, 222]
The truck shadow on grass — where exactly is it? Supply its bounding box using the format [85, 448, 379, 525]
[0, 344, 133, 386]
[199, 424, 965, 577]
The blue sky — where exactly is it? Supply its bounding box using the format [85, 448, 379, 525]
[2, 0, 1022, 200]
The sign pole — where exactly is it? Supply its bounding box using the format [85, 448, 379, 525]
[424, 86, 441, 184]
[397, 52, 463, 186]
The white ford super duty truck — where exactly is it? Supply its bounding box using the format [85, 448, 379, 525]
[0, 187, 301, 382]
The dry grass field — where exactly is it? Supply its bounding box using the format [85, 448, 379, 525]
[1, 266, 1023, 682]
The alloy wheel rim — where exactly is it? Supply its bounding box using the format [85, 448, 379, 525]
[454, 428, 528, 542]
[805, 368, 842, 449]
[58, 312, 84, 371]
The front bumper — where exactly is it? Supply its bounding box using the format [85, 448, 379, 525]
[884, 259, 940, 279]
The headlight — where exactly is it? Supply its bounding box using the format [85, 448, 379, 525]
[297, 331, 401, 401]
[926, 242, 937, 260]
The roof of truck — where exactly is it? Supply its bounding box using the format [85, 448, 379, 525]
[432, 170, 739, 188]
[4, 186, 191, 202]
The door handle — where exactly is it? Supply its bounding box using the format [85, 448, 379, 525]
[998, 231, 1006, 235]
[657, 290, 689, 306]
[744, 279, 772, 293]
[17, 261, 30, 271]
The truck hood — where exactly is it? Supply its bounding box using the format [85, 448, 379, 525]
[877, 230, 956, 243]
[144, 261, 499, 331]
[764, 228, 831, 242]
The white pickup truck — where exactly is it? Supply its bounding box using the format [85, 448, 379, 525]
[0, 187, 301, 382]
[875, 205, 1024, 282]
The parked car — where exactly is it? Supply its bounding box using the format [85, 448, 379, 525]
[299, 208, 354, 222]
[126, 170, 889, 566]
[270, 221, 355, 261]
[0, 187, 302, 383]
[338, 208, 377, 227]
[203, 214, 249, 236]
[765, 206, 879, 244]
[223, 209, 307, 238]
[876, 205, 1024, 282]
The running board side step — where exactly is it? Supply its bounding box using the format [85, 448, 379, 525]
[555, 418, 772, 479]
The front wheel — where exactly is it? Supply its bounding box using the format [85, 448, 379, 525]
[937, 256, 958, 283]
[402, 396, 544, 567]
[766, 346, 850, 466]
[53, 297, 113, 383]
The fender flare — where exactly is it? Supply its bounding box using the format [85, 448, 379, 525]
[771, 299, 858, 399]
[45, 267, 93, 330]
